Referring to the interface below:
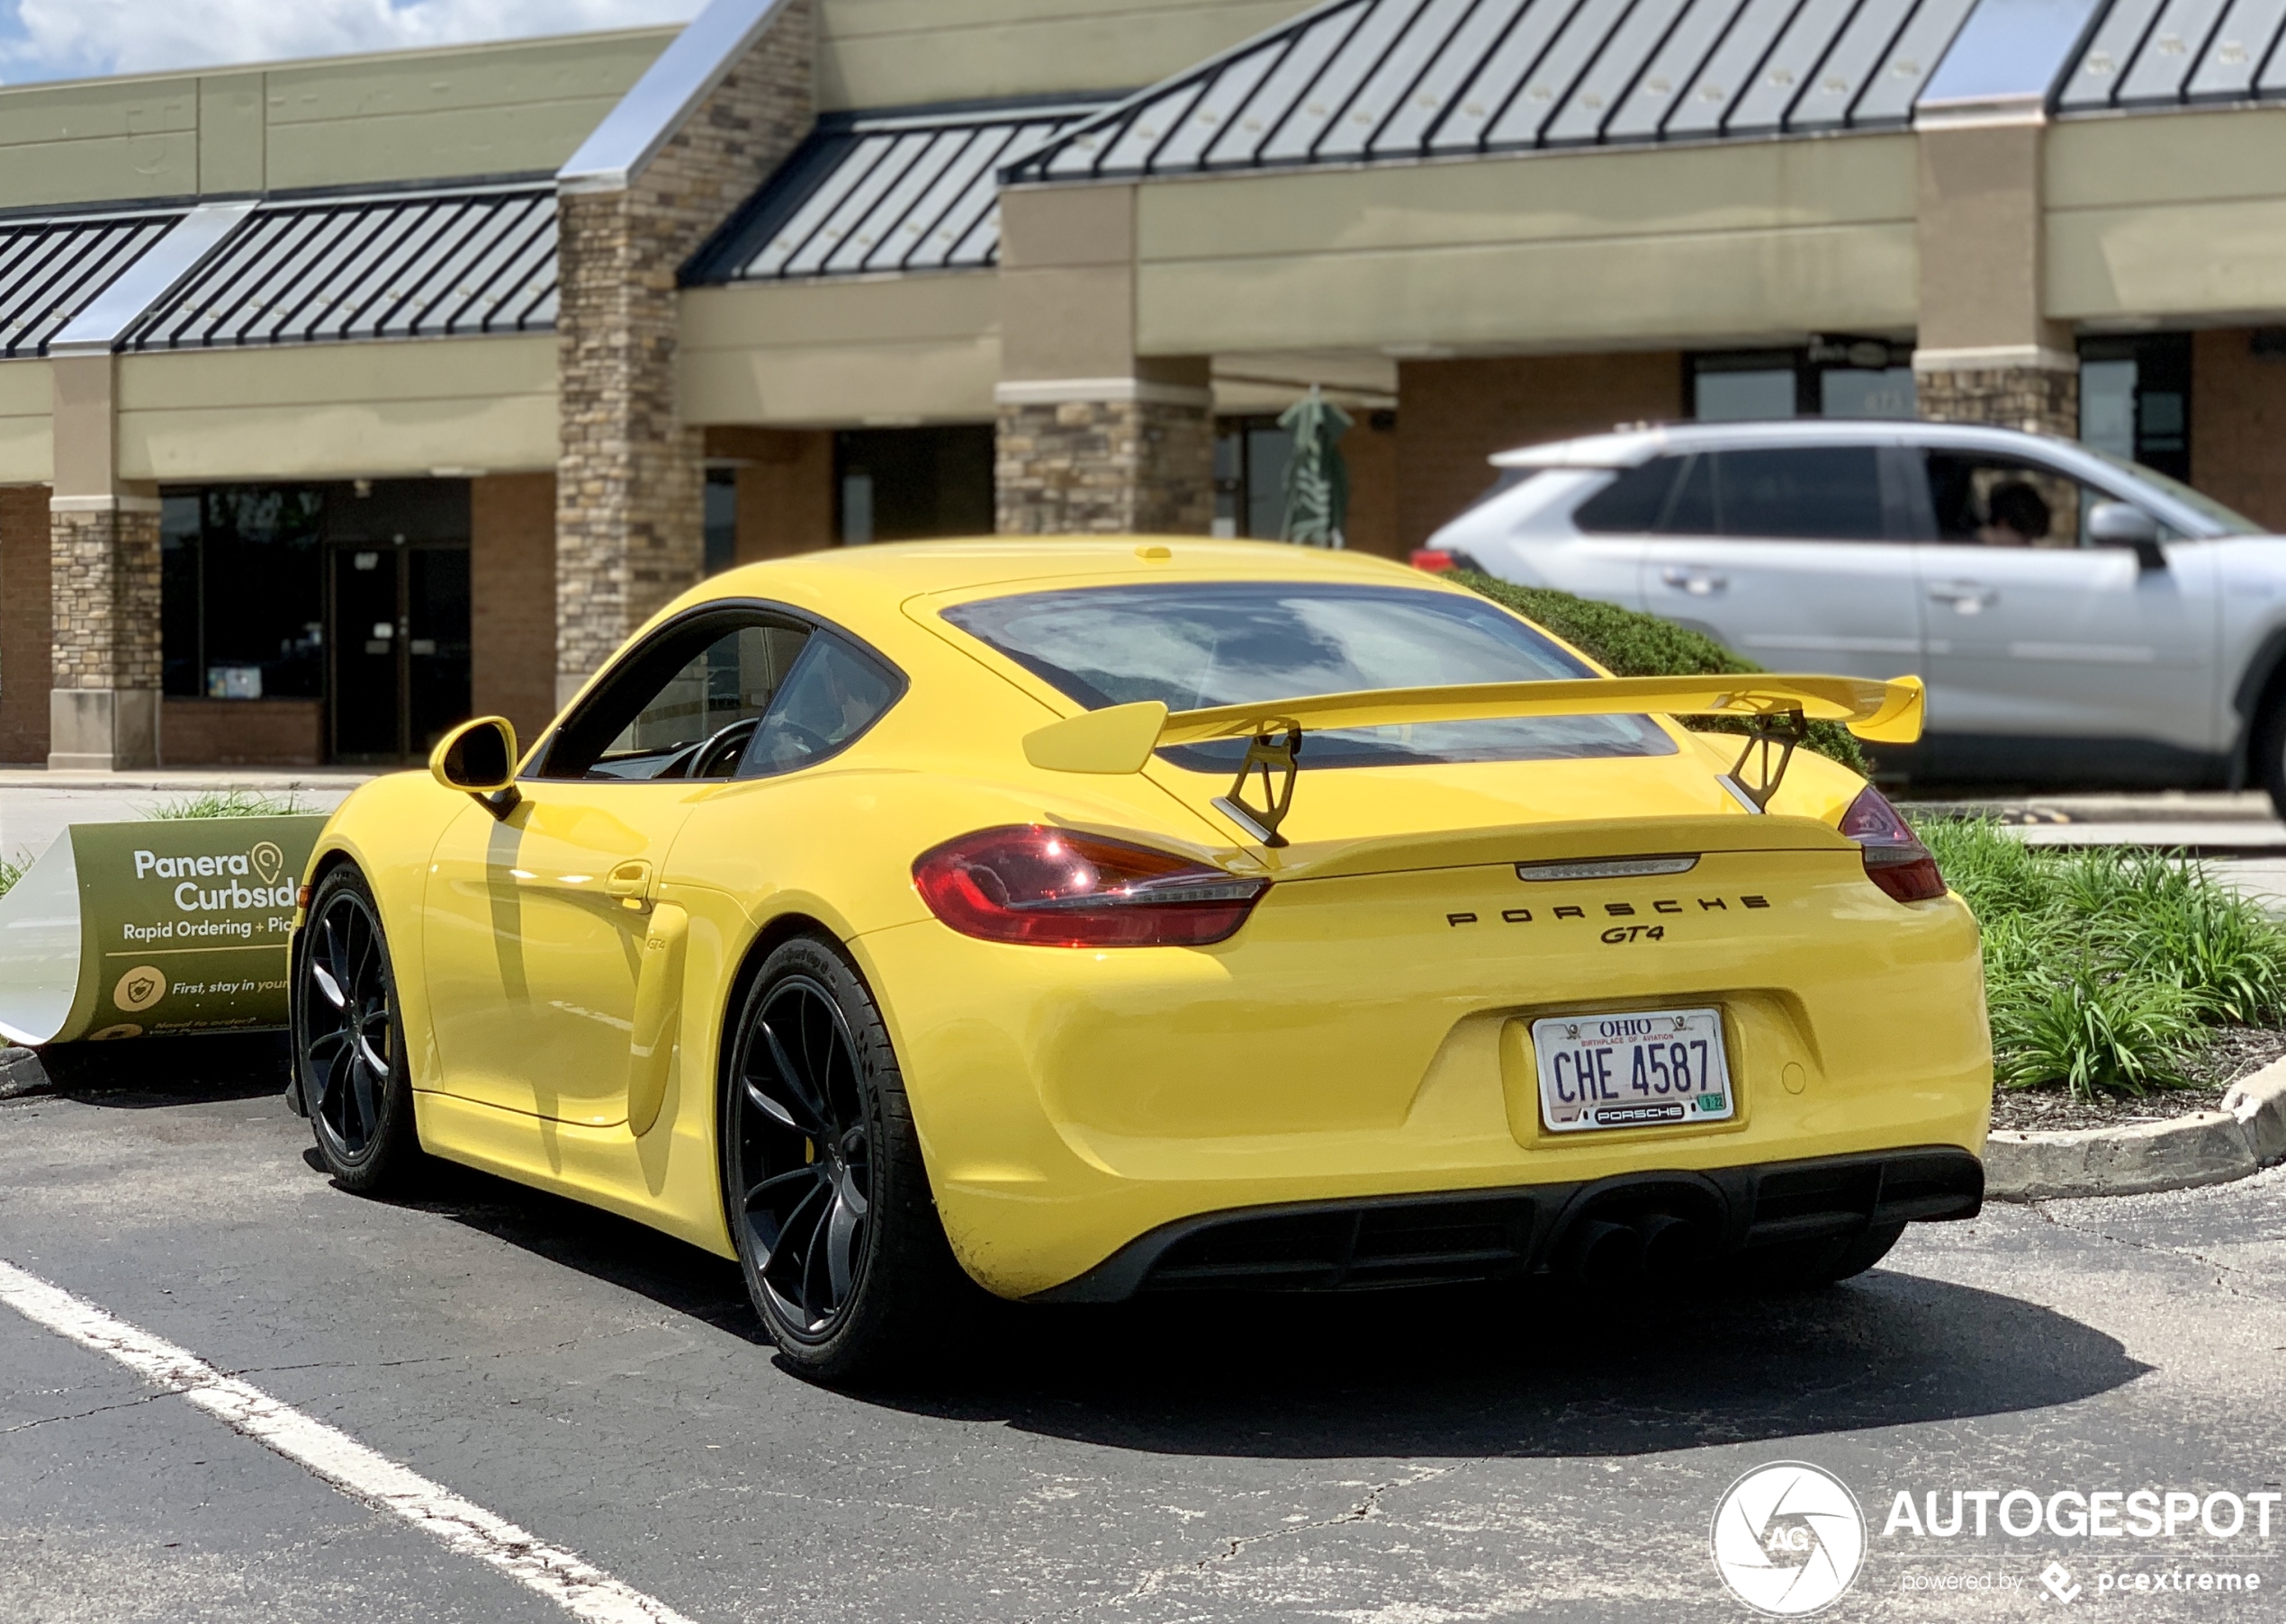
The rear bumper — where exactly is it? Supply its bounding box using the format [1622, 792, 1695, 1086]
[1029, 1146, 1982, 1303]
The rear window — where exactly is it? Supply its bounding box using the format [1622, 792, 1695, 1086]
[940, 582, 1673, 769]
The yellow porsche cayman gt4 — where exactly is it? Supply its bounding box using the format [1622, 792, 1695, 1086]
[290, 538, 1991, 1379]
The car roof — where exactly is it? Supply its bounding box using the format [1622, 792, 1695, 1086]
[1490, 418, 2075, 469]
[706, 535, 1421, 601]
[648, 536, 1445, 660]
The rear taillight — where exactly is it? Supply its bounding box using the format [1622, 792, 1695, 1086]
[913, 826, 1267, 947]
[1839, 786, 1946, 903]
[1408, 547, 1484, 574]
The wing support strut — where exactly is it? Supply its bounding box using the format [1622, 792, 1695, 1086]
[1719, 709, 1810, 814]
[1211, 724, 1301, 848]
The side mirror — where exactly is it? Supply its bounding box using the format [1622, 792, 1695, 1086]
[2088, 500, 2166, 570]
[429, 716, 521, 815]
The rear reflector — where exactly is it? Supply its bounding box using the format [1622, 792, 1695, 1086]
[914, 825, 1266, 947]
[1408, 548, 1484, 574]
[1839, 786, 1946, 902]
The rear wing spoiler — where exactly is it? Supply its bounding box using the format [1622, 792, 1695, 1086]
[1023, 675, 1924, 847]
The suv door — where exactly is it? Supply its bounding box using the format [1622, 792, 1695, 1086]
[1636, 444, 1927, 680]
[1903, 447, 2220, 760]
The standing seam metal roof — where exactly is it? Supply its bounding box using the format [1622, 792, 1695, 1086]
[2058, 0, 2286, 108]
[0, 212, 181, 358]
[682, 101, 1111, 284]
[1003, 0, 1982, 181]
[119, 184, 557, 352]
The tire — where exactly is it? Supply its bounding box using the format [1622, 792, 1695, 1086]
[722, 935, 969, 1383]
[1742, 1221, 1905, 1291]
[294, 866, 423, 1193]
[2258, 696, 2286, 822]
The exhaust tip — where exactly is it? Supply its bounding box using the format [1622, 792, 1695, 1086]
[1635, 1212, 1706, 1280]
[1562, 1218, 1644, 1286]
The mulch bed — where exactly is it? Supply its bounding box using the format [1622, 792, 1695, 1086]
[1987, 1026, 2286, 1133]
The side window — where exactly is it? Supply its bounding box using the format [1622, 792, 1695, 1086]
[1572, 457, 1685, 534]
[740, 634, 902, 777]
[1708, 447, 1887, 540]
[539, 614, 810, 781]
[1920, 453, 2135, 549]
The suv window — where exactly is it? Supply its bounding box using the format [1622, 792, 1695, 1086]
[1700, 447, 1887, 540]
[1573, 457, 1685, 533]
[1917, 451, 2159, 549]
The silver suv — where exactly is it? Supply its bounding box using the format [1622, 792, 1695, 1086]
[1425, 419, 2286, 808]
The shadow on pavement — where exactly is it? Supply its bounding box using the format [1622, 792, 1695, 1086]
[881, 1271, 2152, 1460]
[356, 1156, 768, 1345]
[342, 1151, 2149, 1461]
[26, 1031, 290, 1108]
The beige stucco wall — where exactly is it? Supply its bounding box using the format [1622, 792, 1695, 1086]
[680, 275, 999, 425]
[0, 363, 52, 484]
[0, 29, 674, 209]
[1131, 134, 1921, 356]
[2046, 109, 2286, 323]
[817, 0, 1310, 109]
[115, 336, 557, 481]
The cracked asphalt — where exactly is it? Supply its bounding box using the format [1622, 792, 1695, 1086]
[3, 1037, 2283, 1623]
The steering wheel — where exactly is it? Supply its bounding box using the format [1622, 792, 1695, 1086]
[688, 716, 760, 779]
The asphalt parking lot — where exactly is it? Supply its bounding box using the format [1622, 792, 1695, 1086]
[2, 1040, 2281, 1623]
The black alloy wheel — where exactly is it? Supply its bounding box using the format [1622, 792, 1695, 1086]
[295, 868, 420, 1191]
[724, 936, 968, 1382]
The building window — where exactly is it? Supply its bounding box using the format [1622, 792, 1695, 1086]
[1212, 417, 1295, 537]
[1690, 340, 1916, 423]
[2079, 334, 2191, 482]
[832, 426, 994, 544]
[704, 466, 739, 574]
[161, 486, 326, 701]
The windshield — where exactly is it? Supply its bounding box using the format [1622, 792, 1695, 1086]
[941, 582, 1673, 769]
[2084, 447, 2265, 535]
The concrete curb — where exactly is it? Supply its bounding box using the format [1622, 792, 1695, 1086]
[1985, 1056, 2286, 1200]
[0, 1045, 52, 1099]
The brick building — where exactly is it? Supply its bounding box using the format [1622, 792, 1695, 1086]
[2, 0, 2284, 767]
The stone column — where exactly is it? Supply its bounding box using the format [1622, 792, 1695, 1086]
[1912, 111, 2077, 438]
[994, 184, 1214, 536]
[554, 0, 813, 708]
[46, 354, 160, 771]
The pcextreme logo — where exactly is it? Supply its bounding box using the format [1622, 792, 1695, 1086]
[1712, 1462, 1868, 1616]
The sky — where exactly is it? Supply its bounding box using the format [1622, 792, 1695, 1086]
[0, 0, 706, 84]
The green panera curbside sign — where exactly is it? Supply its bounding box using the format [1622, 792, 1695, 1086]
[0, 816, 325, 1046]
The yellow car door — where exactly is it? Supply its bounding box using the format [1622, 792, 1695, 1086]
[421, 608, 812, 1124]
[423, 786, 696, 1124]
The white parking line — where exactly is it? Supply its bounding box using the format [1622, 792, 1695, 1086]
[0, 1258, 695, 1624]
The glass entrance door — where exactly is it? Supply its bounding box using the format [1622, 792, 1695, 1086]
[328, 543, 471, 763]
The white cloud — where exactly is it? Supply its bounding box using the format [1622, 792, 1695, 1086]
[0, 0, 705, 85]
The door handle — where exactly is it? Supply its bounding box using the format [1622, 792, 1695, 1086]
[1660, 567, 1727, 597]
[1928, 581, 1998, 613]
[605, 860, 653, 912]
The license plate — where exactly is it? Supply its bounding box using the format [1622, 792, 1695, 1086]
[1534, 1007, 1733, 1134]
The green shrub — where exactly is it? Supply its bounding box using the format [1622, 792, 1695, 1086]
[1913, 815, 2286, 1099]
[1453, 570, 1868, 774]
[0, 849, 22, 902]
[144, 788, 310, 820]
[1989, 958, 2200, 1097]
